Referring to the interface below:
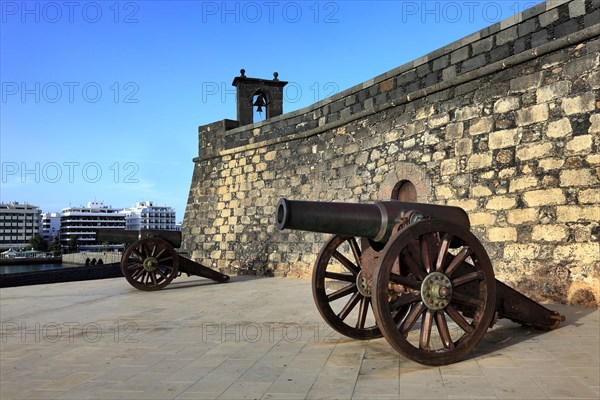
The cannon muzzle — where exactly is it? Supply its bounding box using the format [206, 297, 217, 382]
[275, 198, 470, 242]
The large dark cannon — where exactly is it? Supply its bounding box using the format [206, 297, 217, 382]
[97, 229, 229, 291]
[275, 198, 565, 366]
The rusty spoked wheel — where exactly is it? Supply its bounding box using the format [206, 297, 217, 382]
[121, 238, 179, 291]
[372, 220, 496, 365]
[313, 235, 408, 340]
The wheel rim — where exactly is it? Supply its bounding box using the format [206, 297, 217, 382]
[372, 220, 496, 365]
[121, 238, 179, 291]
[312, 235, 408, 340]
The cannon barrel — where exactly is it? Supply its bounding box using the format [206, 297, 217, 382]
[95, 229, 182, 248]
[275, 198, 470, 242]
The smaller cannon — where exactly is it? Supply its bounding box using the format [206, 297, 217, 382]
[275, 198, 565, 366]
[96, 229, 229, 291]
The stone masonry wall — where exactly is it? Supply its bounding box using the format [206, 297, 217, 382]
[184, 0, 600, 306]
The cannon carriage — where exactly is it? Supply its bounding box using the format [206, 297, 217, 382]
[275, 198, 564, 365]
[97, 229, 229, 291]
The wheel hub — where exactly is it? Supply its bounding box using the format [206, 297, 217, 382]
[421, 271, 452, 310]
[143, 257, 158, 272]
[356, 270, 371, 297]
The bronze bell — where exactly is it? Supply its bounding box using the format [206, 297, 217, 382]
[253, 94, 267, 113]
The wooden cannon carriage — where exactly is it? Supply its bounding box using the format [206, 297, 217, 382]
[97, 229, 229, 291]
[275, 198, 565, 365]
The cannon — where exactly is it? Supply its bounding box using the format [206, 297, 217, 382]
[275, 198, 565, 365]
[96, 229, 229, 291]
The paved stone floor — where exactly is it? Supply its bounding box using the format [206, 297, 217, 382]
[1, 276, 598, 400]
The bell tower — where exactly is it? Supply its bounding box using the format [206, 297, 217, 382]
[232, 69, 288, 126]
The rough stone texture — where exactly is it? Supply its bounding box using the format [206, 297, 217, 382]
[184, 0, 600, 306]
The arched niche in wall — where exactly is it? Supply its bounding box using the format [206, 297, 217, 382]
[378, 162, 432, 203]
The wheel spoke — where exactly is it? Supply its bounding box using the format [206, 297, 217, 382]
[333, 251, 360, 275]
[127, 262, 143, 271]
[132, 248, 143, 260]
[399, 302, 426, 336]
[155, 247, 167, 260]
[150, 271, 158, 285]
[150, 244, 157, 257]
[420, 234, 435, 273]
[139, 244, 147, 258]
[327, 283, 357, 302]
[445, 304, 474, 334]
[435, 311, 455, 349]
[325, 271, 355, 283]
[356, 297, 370, 329]
[135, 270, 146, 282]
[444, 247, 472, 277]
[131, 268, 144, 280]
[401, 248, 427, 280]
[452, 271, 484, 287]
[348, 238, 362, 267]
[390, 273, 421, 290]
[435, 233, 453, 272]
[337, 292, 361, 321]
[419, 310, 434, 351]
[158, 256, 173, 264]
[390, 291, 421, 309]
[156, 268, 168, 280]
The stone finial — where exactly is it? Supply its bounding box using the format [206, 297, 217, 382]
[240, 69, 246, 77]
[273, 72, 279, 81]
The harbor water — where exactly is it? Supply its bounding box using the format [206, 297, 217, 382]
[0, 263, 83, 275]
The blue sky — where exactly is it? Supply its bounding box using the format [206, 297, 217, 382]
[1, 0, 543, 221]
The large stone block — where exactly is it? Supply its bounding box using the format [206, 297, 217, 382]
[516, 104, 549, 126]
[509, 176, 538, 192]
[486, 196, 517, 210]
[488, 227, 518, 242]
[578, 189, 600, 204]
[536, 81, 571, 103]
[445, 122, 464, 139]
[560, 169, 598, 187]
[538, 158, 565, 170]
[455, 105, 482, 121]
[589, 114, 600, 134]
[494, 96, 520, 114]
[455, 138, 472, 156]
[566, 135, 593, 153]
[546, 118, 573, 138]
[467, 153, 493, 170]
[532, 225, 569, 242]
[554, 243, 600, 263]
[470, 212, 496, 225]
[469, 117, 494, 136]
[489, 129, 520, 149]
[523, 188, 566, 207]
[516, 142, 553, 161]
[557, 205, 600, 222]
[510, 72, 542, 92]
[562, 93, 596, 115]
[507, 208, 538, 224]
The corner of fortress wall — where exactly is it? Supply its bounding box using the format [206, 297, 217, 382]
[184, 0, 600, 307]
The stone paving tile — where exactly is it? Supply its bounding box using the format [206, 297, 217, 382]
[480, 367, 547, 399]
[1, 278, 598, 400]
[535, 375, 600, 399]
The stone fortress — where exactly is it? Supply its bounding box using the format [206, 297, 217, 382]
[183, 0, 599, 307]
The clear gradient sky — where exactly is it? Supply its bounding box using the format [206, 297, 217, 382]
[1, 0, 543, 221]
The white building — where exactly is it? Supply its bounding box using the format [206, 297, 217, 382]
[40, 212, 61, 243]
[0, 202, 41, 249]
[60, 201, 125, 250]
[121, 201, 176, 231]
